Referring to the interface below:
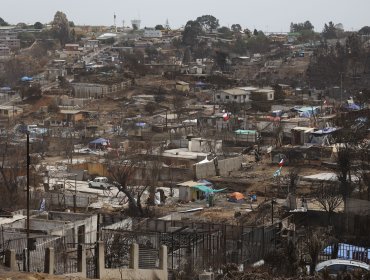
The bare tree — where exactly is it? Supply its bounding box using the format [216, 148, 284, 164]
[313, 182, 343, 224]
[107, 141, 164, 216]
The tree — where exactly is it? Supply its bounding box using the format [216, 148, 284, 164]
[232, 38, 248, 55]
[33, 21, 44, 29]
[108, 159, 143, 216]
[51, 11, 71, 46]
[290, 20, 314, 33]
[313, 182, 342, 224]
[217, 26, 233, 39]
[107, 143, 163, 216]
[246, 33, 271, 53]
[182, 20, 203, 47]
[322, 21, 337, 40]
[68, 21, 75, 27]
[182, 47, 192, 64]
[243, 28, 252, 38]
[155, 24, 164, 30]
[214, 50, 228, 71]
[195, 15, 219, 31]
[231, 24, 242, 33]
[0, 17, 9, 26]
[359, 26, 370, 35]
[253, 29, 258, 36]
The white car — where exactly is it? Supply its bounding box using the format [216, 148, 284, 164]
[88, 177, 112, 190]
[316, 259, 370, 276]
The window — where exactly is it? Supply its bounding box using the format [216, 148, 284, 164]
[234, 96, 237, 99]
[244, 95, 247, 99]
[216, 95, 220, 99]
[225, 96, 229, 99]
[269, 93, 273, 99]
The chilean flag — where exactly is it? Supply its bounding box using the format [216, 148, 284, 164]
[278, 159, 284, 167]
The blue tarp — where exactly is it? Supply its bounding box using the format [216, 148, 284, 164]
[195, 81, 207, 87]
[293, 106, 320, 118]
[21, 76, 33, 82]
[191, 185, 226, 194]
[346, 103, 361, 111]
[89, 138, 109, 145]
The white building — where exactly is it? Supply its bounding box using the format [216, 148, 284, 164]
[143, 29, 162, 38]
[215, 87, 257, 103]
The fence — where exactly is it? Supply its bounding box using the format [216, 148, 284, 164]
[102, 219, 280, 273]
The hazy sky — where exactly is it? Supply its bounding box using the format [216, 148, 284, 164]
[1, 0, 369, 32]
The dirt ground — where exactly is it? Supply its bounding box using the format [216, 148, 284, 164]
[0, 269, 86, 280]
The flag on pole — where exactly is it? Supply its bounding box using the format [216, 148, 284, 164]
[278, 158, 285, 167]
[39, 198, 46, 212]
[273, 167, 282, 177]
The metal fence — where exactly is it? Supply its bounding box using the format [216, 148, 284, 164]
[102, 221, 278, 273]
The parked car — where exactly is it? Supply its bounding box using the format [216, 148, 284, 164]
[315, 259, 370, 276]
[88, 177, 112, 190]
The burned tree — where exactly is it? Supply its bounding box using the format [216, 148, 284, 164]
[108, 159, 144, 216]
[107, 142, 164, 216]
[313, 182, 342, 224]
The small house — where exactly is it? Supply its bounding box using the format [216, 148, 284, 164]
[176, 81, 190, 92]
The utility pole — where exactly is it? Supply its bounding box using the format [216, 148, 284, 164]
[271, 198, 276, 225]
[26, 132, 30, 272]
[340, 72, 343, 105]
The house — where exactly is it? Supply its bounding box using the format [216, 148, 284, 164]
[250, 88, 275, 101]
[58, 110, 87, 124]
[291, 126, 316, 145]
[0, 105, 23, 118]
[61, 44, 82, 60]
[216, 88, 252, 103]
[0, 44, 10, 57]
[84, 39, 99, 50]
[176, 81, 190, 92]
[0, 32, 20, 50]
[143, 29, 162, 38]
[2, 210, 98, 243]
[176, 180, 214, 202]
[71, 83, 109, 99]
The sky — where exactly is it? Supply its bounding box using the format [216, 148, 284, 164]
[1, 0, 369, 32]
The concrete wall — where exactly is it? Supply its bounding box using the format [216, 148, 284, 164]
[194, 156, 242, 179]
